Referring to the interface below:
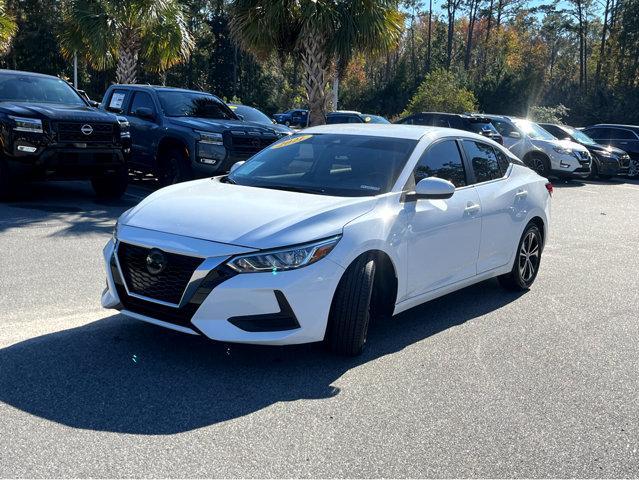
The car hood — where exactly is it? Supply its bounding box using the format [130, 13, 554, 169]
[586, 143, 626, 156]
[167, 117, 282, 136]
[531, 138, 589, 153]
[121, 178, 377, 249]
[0, 102, 117, 122]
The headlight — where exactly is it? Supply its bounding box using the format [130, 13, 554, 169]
[111, 220, 118, 242]
[117, 117, 130, 139]
[226, 236, 341, 273]
[10, 116, 43, 133]
[197, 131, 224, 145]
[553, 146, 572, 155]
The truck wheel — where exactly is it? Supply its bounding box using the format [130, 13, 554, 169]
[158, 148, 192, 187]
[0, 157, 16, 200]
[91, 166, 128, 199]
[324, 255, 376, 356]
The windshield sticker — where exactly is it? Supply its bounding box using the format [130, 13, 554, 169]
[364, 116, 372, 123]
[109, 92, 125, 110]
[272, 134, 313, 149]
[360, 184, 381, 191]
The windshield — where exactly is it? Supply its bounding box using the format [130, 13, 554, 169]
[565, 126, 597, 145]
[158, 91, 237, 119]
[0, 74, 86, 106]
[364, 115, 389, 124]
[230, 104, 272, 124]
[513, 119, 556, 140]
[227, 133, 417, 197]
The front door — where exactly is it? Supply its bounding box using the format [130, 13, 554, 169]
[127, 91, 160, 169]
[403, 139, 482, 298]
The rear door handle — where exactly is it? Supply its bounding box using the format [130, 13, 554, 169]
[515, 189, 528, 199]
[464, 203, 481, 215]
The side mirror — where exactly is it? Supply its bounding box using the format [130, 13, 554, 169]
[134, 107, 155, 120]
[509, 131, 521, 139]
[89, 100, 100, 108]
[406, 177, 455, 201]
[229, 161, 245, 173]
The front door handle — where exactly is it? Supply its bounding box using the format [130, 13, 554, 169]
[464, 203, 481, 215]
[515, 189, 528, 199]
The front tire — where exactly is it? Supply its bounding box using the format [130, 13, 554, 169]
[498, 223, 543, 291]
[325, 256, 376, 356]
[588, 160, 599, 180]
[157, 148, 192, 187]
[91, 166, 129, 199]
[526, 153, 550, 178]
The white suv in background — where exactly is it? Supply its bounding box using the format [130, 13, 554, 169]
[485, 115, 592, 178]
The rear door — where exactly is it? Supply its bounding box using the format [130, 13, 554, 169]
[403, 138, 482, 297]
[461, 140, 526, 273]
[608, 127, 639, 158]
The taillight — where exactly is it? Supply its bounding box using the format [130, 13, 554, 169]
[545, 182, 553, 197]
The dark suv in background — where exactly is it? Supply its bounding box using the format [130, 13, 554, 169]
[101, 85, 287, 186]
[0, 69, 130, 199]
[580, 124, 639, 176]
[394, 112, 503, 144]
[539, 123, 627, 179]
[326, 111, 389, 124]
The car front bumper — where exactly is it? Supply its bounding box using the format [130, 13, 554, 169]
[101, 228, 345, 345]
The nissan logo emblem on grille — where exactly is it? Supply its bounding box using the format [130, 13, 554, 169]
[146, 249, 168, 275]
[80, 124, 93, 135]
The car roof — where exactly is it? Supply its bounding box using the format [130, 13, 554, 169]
[0, 69, 62, 80]
[591, 123, 639, 130]
[110, 84, 218, 96]
[303, 123, 498, 141]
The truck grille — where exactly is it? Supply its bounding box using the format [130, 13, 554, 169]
[225, 131, 279, 157]
[116, 242, 203, 305]
[57, 122, 115, 144]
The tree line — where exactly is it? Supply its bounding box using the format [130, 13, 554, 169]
[0, 0, 637, 126]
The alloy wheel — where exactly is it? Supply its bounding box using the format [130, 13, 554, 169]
[518, 231, 540, 283]
[530, 157, 546, 175]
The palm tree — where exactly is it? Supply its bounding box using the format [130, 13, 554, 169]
[229, 0, 403, 126]
[0, 0, 17, 54]
[59, 0, 193, 84]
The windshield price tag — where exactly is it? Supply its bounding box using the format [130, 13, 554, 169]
[272, 134, 313, 149]
[109, 92, 125, 110]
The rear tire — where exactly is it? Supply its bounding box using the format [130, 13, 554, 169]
[498, 223, 543, 291]
[91, 166, 129, 199]
[157, 148, 192, 187]
[325, 256, 376, 356]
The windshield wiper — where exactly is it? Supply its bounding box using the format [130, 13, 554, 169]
[259, 184, 326, 194]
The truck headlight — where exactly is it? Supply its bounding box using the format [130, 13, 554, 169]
[553, 146, 572, 155]
[226, 236, 341, 273]
[10, 116, 43, 134]
[196, 131, 226, 164]
[117, 117, 130, 139]
[197, 131, 223, 145]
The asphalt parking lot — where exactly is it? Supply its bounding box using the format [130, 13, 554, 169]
[1, 177, 638, 478]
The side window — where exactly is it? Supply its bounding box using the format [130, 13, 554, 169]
[495, 148, 512, 175]
[610, 128, 638, 140]
[463, 140, 503, 183]
[398, 116, 414, 125]
[129, 91, 156, 116]
[541, 125, 563, 139]
[432, 115, 451, 127]
[492, 120, 518, 138]
[348, 115, 363, 123]
[106, 89, 129, 113]
[411, 140, 467, 188]
[583, 128, 604, 139]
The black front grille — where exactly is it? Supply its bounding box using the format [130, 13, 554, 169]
[110, 254, 236, 328]
[117, 242, 203, 304]
[225, 132, 278, 156]
[57, 122, 115, 143]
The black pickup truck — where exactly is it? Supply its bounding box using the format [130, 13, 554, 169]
[0, 69, 130, 199]
[101, 85, 289, 186]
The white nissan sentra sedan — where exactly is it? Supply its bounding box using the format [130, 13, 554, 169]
[102, 124, 552, 355]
